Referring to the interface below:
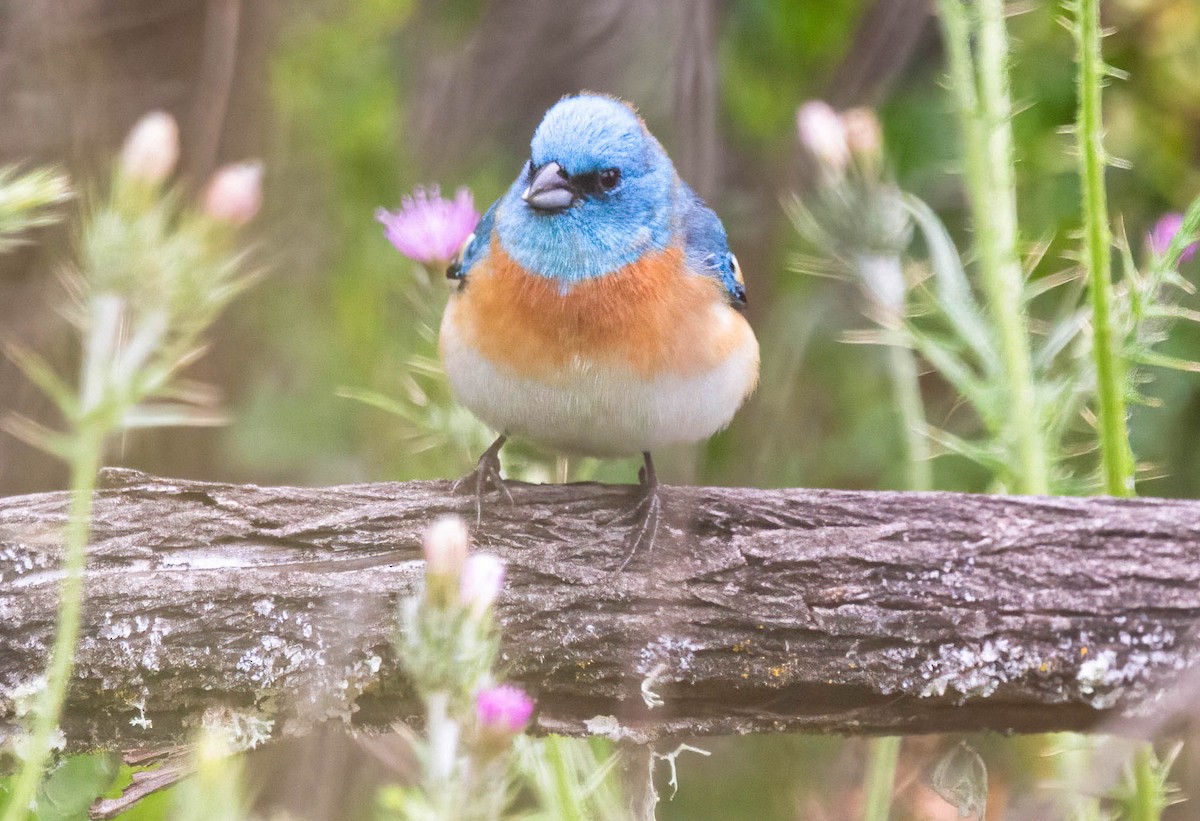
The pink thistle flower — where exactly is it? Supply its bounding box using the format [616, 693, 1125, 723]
[1148, 212, 1198, 263]
[376, 186, 479, 267]
[475, 684, 533, 736]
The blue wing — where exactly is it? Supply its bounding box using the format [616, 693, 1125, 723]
[447, 200, 498, 281]
[679, 184, 746, 309]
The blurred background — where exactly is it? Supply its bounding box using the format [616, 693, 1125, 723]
[2, 0, 1199, 818]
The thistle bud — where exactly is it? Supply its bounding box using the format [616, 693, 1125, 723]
[796, 101, 849, 174]
[422, 516, 470, 577]
[203, 162, 263, 225]
[842, 108, 883, 166]
[120, 112, 179, 186]
[460, 553, 505, 619]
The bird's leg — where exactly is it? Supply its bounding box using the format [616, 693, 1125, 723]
[617, 451, 662, 572]
[452, 434, 513, 524]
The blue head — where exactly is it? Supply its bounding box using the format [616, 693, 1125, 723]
[495, 94, 678, 283]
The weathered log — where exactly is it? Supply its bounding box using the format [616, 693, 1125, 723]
[1, 468, 1198, 752]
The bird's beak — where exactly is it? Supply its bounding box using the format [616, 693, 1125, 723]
[522, 161, 577, 213]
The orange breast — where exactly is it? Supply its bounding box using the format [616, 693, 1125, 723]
[445, 239, 750, 380]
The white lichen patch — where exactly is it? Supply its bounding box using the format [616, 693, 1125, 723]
[235, 634, 312, 687]
[637, 635, 699, 677]
[199, 705, 274, 752]
[0, 544, 50, 584]
[1076, 650, 1123, 708]
[1073, 623, 1186, 709]
[902, 624, 1184, 708]
[2, 675, 48, 718]
[914, 638, 1041, 700]
[89, 612, 174, 675]
[98, 615, 133, 641]
[584, 714, 625, 739]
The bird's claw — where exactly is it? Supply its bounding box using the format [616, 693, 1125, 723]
[611, 453, 662, 572]
[616, 483, 662, 572]
[452, 437, 512, 524]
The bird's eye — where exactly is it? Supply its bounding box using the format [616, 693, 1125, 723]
[598, 168, 621, 191]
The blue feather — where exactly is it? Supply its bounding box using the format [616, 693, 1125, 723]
[679, 184, 747, 308]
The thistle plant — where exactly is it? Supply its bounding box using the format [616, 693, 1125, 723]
[790, 101, 929, 494]
[383, 516, 623, 820]
[1072, 0, 1134, 498]
[936, 0, 1052, 495]
[1117, 203, 1200, 399]
[341, 187, 499, 470]
[791, 0, 1198, 501]
[791, 2, 1200, 817]
[791, 102, 931, 821]
[0, 111, 261, 821]
[360, 187, 553, 481]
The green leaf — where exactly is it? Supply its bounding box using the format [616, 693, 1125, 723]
[35, 753, 121, 821]
[4, 343, 78, 417]
[1131, 350, 1200, 374]
[0, 414, 74, 460]
[120, 403, 228, 430]
[903, 194, 999, 374]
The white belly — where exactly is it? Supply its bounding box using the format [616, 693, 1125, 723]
[439, 309, 759, 457]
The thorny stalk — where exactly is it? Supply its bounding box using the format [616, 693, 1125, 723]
[935, 0, 1051, 494]
[1073, 0, 1134, 497]
[0, 432, 102, 821]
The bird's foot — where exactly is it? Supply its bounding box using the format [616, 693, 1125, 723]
[451, 435, 512, 524]
[616, 482, 662, 572]
[609, 452, 662, 572]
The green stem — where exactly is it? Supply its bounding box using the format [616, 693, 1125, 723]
[936, 0, 1051, 495]
[888, 344, 933, 492]
[1130, 744, 1162, 821]
[1075, 0, 1134, 497]
[862, 737, 901, 821]
[1055, 733, 1102, 821]
[935, 0, 988, 257]
[854, 253, 933, 492]
[2, 431, 104, 821]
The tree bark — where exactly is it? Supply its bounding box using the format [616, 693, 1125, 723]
[1, 468, 1198, 752]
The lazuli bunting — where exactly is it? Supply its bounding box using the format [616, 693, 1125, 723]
[440, 93, 759, 559]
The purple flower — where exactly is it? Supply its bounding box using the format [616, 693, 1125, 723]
[376, 186, 479, 266]
[475, 684, 533, 735]
[1148, 212, 1198, 263]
